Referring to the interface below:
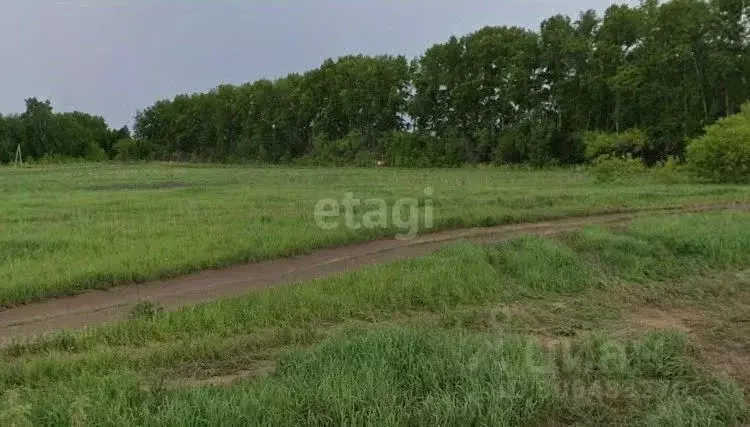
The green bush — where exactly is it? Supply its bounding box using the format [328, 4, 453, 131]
[386, 131, 427, 167]
[583, 129, 648, 161]
[686, 103, 750, 183]
[30, 153, 83, 165]
[84, 142, 108, 162]
[386, 130, 466, 167]
[589, 154, 646, 183]
[309, 131, 385, 166]
[651, 156, 687, 185]
[114, 138, 151, 161]
[353, 150, 379, 167]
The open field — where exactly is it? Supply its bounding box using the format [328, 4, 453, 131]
[2, 163, 750, 307]
[1, 212, 749, 425]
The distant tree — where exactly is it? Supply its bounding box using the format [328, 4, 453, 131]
[38, 0, 742, 167]
[21, 98, 57, 159]
[0, 99, 122, 163]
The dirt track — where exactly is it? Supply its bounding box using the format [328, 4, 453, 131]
[0, 204, 746, 344]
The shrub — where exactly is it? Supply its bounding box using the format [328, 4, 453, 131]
[651, 156, 687, 185]
[686, 103, 750, 183]
[310, 131, 378, 166]
[114, 138, 151, 161]
[30, 154, 80, 165]
[589, 154, 646, 183]
[353, 150, 379, 167]
[386, 131, 430, 167]
[385, 131, 465, 167]
[583, 129, 648, 161]
[494, 129, 525, 164]
[84, 142, 108, 162]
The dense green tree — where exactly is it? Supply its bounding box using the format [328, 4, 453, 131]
[113, 0, 750, 166]
[133, 55, 410, 163]
[0, 99, 124, 163]
[410, 27, 540, 162]
[4, 0, 749, 167]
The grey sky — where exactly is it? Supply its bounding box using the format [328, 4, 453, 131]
[1, 0, 635, 128]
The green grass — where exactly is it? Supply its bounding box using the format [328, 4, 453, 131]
[9, 211, 750, 352]
[2, 212, 750, 425]
[1, 163, 749, 306]
[1, 328, 745, 426]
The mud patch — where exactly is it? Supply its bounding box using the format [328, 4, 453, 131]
[627, 306, 750, 390]
[700, 344, 750, 390]
[626, 307, 704, 333]
[171, 361, 276, 389]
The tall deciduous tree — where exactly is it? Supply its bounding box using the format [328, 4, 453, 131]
[6, 0, 741, 167]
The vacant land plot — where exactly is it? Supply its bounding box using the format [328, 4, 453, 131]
[1, 163, 749, 307]
[1, 212, 749, 425]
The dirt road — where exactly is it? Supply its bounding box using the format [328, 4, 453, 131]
[0, 204, 746, 344]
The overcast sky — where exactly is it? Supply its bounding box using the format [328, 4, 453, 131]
[1, 0, 635, 128]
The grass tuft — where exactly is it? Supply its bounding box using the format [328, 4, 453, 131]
[128, 300, 165, 321]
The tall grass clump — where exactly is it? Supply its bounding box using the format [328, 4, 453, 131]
[628, 212, 750, 268]
[1, 328, 560, 426]
[643, 379, 748, 427]
[3, 328, 746, 425]
[487, 236, 597, 294]
[588, 155, 647, 183]
[555, 331, 746, 425]
[560, 226, 688, 283]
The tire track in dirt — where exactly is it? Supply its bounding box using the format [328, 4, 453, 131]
[0, 203, 747, 344]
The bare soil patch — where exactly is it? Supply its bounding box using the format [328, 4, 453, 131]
[170, 361, 277, 389]
[626, 306, 704, 333]
[625, 304, 750, 391]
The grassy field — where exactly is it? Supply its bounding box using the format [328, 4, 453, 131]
[1, 163, 749, 306]
[2, 212, 749, 425]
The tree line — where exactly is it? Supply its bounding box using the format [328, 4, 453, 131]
[0, 98, 130, 163]
[3, 0, 750, 166]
